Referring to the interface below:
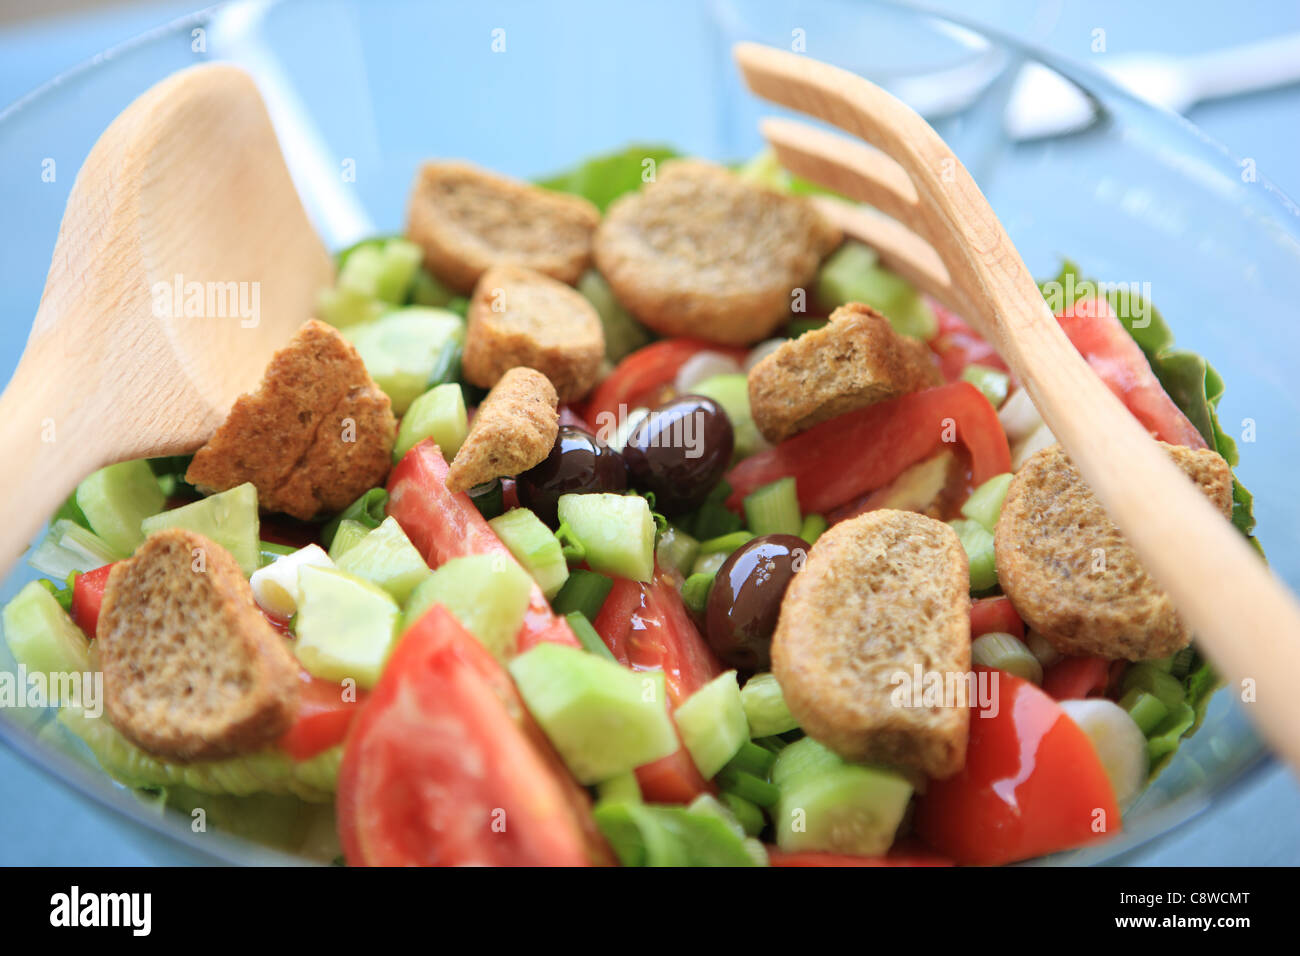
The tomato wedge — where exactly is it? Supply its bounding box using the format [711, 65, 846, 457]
[584, 339, 747, 438]
[1056, 298, 1207, 449]
[337, 604, 610, 866]
[970, 596, 1025, 640]
[70, 563, 114, 637]
[386, 440, 579, 653]
[913, 668, 1120, 865]
[593, 568, 723, 802]
[1041, 655, 1112, 701]
[278, 673, 367, 761]
[725, 382, 1010, 515]
[928, 302, 1009, 383]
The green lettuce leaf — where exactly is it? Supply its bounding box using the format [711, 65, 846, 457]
[537, 144, 680, 211]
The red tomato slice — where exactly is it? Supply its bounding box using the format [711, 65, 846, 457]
[970, 596, 1025, 640]
[592, 568, 723, 802]
[278, 673, 367, 761]
[337, 605, 610, 866]
[913, 667, 1120, 865]
[70, 563, 114, 637]
[1041, 655, 1112, 701]
[386, 440, 578, 653]
[1056, 298, 1207, 449]
[725, 382, 1010, 515]
[584, 339, 747, 438]
[929, 302, 1009, 383]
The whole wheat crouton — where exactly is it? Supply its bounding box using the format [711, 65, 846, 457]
[447, 367, 559, 492]
[185, 319, 396, 520]
[592, 160, 841, 345]
[996, 442, 1232, 661]
[461, 265, 604, 402]
[771, 509, 971, 778]
[97, 528, 300, 762]
[406, 161, 600, 293]
[749, 303, 943, 442]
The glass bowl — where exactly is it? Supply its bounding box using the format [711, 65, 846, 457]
[0, 0, 1293, 865]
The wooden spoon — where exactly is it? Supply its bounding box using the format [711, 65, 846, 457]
[0, 64, 331, 575]
[735, 42, 1300, 772]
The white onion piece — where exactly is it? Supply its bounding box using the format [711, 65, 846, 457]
[674, 351, 742, 392]
[1058, 699, 1148, 808]
[1011, 421, 1057, 471]
[743, 338, 787, 373]
[998, 386, 1044, 445]
[1025, 630, 1063, 668]
[250, 544, 334, 619]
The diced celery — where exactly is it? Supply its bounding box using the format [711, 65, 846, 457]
[740, 672, 799, 737]
[403, 553, 534, 661]
[489, 508, 568, 599]
[294, 566, 400, 689]
[816, 241, 936, 339]
[556, 493, 655, 582]
[960, 472, 1013, 533]
[327, 519, 370, 562]
[1121, 662, 1187, 714]
[655, 524, 699, 578]
[691, 373, 765, 458]
[508, 643, 678, 784]
[551, 569, 614, 622]
[1119, 687, 1170, 736]
[960, 364, 1011, 409]
[342, 307, 465, 414]
[743, 477, 801, 537]
[697, 530, 753, 557]
[675, 671, 749, 779]
[948, 518, 997, 592]
[335, 516, 431, 604]
[798, 513, 827, 544]
[2, 580, 92, 675]
[970, 631, 1042, 684]
[74, 460, 165, 556]
[578, 270, 652, 362]
[27, 519, 118, 579]
[393, 382, 468, 463]
[140, 482, 261, 576]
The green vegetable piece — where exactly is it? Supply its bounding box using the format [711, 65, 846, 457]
[960, 472, 1013, 534]
[27, 519, 118, 580]
[696, 530, 754, 557]
[320, 487, 388, 550]
[3, 580, 92, 675]
[551, 569, 614, 622]
[691, 550, 728, 577]
[743, 477, 801, 537]
[740, 672, 799, 737]
[691, 373, 765, 458]
[798, 513, 828, 545]
[1118, 688, 1170, 736]
[592, 800, 761, 867]
[715, 766, 781, 807]
[468, 479, 504, 520]
[334, 515, 431, 604]
[948, 518, 998, 592]
[719, 792, 766, 837]
[655, 524, 700, 579]
[258, 540, 295, 568]
[294, 565, 400, 689]
[960, 364, 1011, 409]
[140, 482, 260, 575]
[410, 267, 456, 308]
[1146, 700, 1195, 760]
[595, 771, 642, 804]
[725, 740, 778, 778]
[970, 632, 1042, 684]
[315, 285, 388, 328]
[681, 571, 715, 615]
[537, 144, 679, 211]
[816, 242, 940, 340]
[556, 492, 655, 582]
[564, 611, 617, 662]
[326, 519, 371, 562]
[675, 670, 749, 779]
[1121, 661, 1187, 714]
[342, 306, 465, 413]
[74, 460, 165, 556]
[578, 270, 652, 362]
[403, 553, 534, 661]
[489, 508, 569, 598]
[508, 643, 677, 784]
[394, 382, 468, 464]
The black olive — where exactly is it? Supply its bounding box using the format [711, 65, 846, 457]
[705, 534, 809, 670]
[516, 426, 627, 527]
[621, 395, 733, 515]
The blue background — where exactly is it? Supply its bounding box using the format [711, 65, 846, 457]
[0, 0, 1296, 865]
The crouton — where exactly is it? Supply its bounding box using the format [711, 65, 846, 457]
[592, 160, 841, 345]
[996, 442, 1233, 660]
[771, 509, 971, 778]
[447, 367, 558, 492]
[186, 319, 396, 520]
[406, 161, 600, 293]
[97, 528, 301, 762]
[461, 265, 604, 402]
[748, 303, 943, 442]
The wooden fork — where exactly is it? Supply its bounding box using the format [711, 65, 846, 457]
[734, 42, 1300, 773]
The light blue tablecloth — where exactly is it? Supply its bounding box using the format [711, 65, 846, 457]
[1, 0, 1296, 866]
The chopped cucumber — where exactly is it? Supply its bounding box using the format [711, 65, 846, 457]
[960, 472, 1013, 534]
[3, 580, 92, 674]
[681, 571, 714, 615]
[342, 307, 465, 414]
[814, 240, 878, 308]
[294, 565, 400, 689]
[674, 671, 749, 779]
[691, 373, 765, 458]
[578, 270, 652, 362]
[1058, 698, 1148, 807]
[740, 672, 799, 737]
[743, 477, 801, 537]
[948, 517, 997, 592]
[335, 516, 430, 604]
[27, 519, 118, 579]
[320, 487, 388, 550]
[140, 482, 260, 576]
[403, 553, 534, 661]
[773, 737, 912, 855]
[327, 519, 371, 562]
[489, 508, 569, 599]
[960, 364, 1011, 409]
[595, 771, 642, 804]
[74, 460, 165, 556]
[551, 569, 614, 622]
[592, 800, 761, 867]
[393, 382, 468, 463]
[249, 543, 335, 619]
[508, 643, 678, 784]
[557, 493, 655, 582]
[336, 237, 422, 304]
[316, 285, 387, 328]
[816, 242, 937, 339]
[970, 631, 1042, 685]
[654, 524, 699, 579]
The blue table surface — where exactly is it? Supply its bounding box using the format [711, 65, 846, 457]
[0, 0, 1296, 866]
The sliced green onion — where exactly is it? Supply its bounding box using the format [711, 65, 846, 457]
[258, 540, 295, 567]
[798, 513, 827, 545]
[960, 472, 1013, 534]
[960, 364, 1011, 409]
[320, 487, 389, 549]
[423, 338, 463, 390]
[719, 792, 766, 837]
[725, 741, 778, 778]
[681, 572, 715, 615]
[743, 477, 801, 538]
[467, 479, 504, 521]
[551, 569, 614, 621]
[554, 520, 587, 565]
[715, 767, 781, 808]
[564, 611, 618, 663]
[948, 518, 998, 592]
[686, 500, 744, 540]
[697, 530, 753, 557]
[1118, 688, 1170, 736]
[970, 632, 1042, 685]
[38, 576, 76, 613]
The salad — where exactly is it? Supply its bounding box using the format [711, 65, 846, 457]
[2, 144, 1259, 867]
